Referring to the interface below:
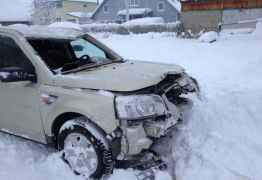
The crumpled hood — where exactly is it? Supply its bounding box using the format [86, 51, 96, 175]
[52, 61, 185, 92]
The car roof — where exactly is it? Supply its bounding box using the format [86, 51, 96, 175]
[0, 24, 84, 40]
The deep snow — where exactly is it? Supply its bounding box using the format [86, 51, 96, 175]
[0, 28, 261, 180]
[99, 30, 262, 180]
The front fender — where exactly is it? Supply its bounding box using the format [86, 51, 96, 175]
[39, 85, 119, 136]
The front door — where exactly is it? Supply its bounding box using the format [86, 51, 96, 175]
[0, 34, 46, 143]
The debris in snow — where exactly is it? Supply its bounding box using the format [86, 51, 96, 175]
[198, 31, 218, 43]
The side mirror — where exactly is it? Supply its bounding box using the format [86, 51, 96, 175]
[73, 45, 84, 52]
[0, 67, 36, 83]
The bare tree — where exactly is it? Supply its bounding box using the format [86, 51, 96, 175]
[32, 0, 58, 25]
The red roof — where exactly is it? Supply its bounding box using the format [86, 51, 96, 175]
[181, 0, 262, 11]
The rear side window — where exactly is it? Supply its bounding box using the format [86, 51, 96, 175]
[0, 35, 35, 73]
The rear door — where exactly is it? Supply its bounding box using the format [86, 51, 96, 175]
[0, 34, 46, 143]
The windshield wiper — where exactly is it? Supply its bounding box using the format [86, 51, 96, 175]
[62, 61, 111, 74]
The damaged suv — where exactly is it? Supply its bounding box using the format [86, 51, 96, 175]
[0, 26, 199, 179]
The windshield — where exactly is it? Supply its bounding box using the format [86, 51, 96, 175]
[28, 36, 122, 74]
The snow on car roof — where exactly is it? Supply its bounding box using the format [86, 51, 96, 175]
[0, 24, 84, 39]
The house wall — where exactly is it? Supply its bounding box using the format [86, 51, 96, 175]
[181, 8, 262, 33]
[143, 0, 178, 22]
[92, 0, 125, 22]
[181, 10, 221, 33]
[223, 8, 262, 24]
[182, 0, 262, 11]
[92, 0, 178, 23]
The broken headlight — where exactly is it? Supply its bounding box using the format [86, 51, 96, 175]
[115, 95, 167, 120]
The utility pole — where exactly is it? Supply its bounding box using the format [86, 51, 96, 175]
[124, 0, 130, 22]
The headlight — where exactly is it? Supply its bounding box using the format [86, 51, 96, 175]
[115, 95, 167, 120]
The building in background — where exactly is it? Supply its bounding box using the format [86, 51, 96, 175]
[92, 0, 180, 23]
[181, 0, 262, 33]
[56, 0, 98, 24]
[33, 0, 98, 25]
[33, 0, 62, 25]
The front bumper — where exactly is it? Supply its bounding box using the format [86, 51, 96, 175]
[117, 72, 198, 157]
[119, 97, 182, 156]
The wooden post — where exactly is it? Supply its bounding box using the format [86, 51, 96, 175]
[125, 0, 130, 22]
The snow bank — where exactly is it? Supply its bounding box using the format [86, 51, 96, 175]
[99, 31, 262, 180]
[49, 22, 82, 30]
[123, 17, 165, 26]
[198, 31, 218, 43]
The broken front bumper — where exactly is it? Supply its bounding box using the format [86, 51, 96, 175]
[116, 72, 199, 157]
[118, 97, 186, 156]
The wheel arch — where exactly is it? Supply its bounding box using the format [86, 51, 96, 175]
[51, 112, 83, 139]
[51, 112, 108, 147]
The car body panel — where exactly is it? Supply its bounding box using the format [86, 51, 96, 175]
[0, 81, 46, 143]
[39, 85, 118, 136]
[53, 61, 185, 92]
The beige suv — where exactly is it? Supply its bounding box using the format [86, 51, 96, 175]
[0, 26, 199, 179]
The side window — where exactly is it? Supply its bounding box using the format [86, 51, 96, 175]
[157, 2, 165, 12]
[0, 35, 35, 73]
[71, 39, 106, 59]
[103, 5, 109, 13]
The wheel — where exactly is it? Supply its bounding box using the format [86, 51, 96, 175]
[57, 118, 114, 179]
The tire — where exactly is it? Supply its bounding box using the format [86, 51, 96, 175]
[57, 118, 114, 179]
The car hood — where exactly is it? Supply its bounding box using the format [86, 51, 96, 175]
[52, 60, 185, 92]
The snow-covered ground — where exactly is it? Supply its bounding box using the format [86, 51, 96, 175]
[0, 27, 261, 180]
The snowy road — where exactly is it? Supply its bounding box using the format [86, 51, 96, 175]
[0, 29, 261, 180]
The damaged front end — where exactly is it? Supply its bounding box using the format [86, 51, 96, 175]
[110, 72, 199, 171]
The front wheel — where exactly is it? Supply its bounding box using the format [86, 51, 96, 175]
[57, 119, 114, 179]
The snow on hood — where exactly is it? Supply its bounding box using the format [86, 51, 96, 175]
[53, 60, 185, 92]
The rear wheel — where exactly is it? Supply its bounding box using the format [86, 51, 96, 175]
[57, 119, 114, 179]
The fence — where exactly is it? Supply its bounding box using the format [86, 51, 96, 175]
[81, 22, 183, 35]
